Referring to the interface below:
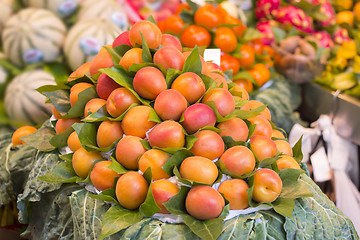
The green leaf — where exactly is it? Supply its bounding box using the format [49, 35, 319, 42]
[147, 15, 157, 25]
[148, 108, 162, 123]
[72, 122, 97, 149]
[108, 157, 130, 174]
[221, 136, 246, 149]
[139, 172, 161, 217]
[331, 72, 357, 90]
[104, 45, 129, 65]
[82, 107, 109, 122]
[140, 32, 152, 62]
[100, 205, 143, 240]
[162, 149, 193, 176]
[59, 153, 73, 162]
[140, 140, 152, 150]
[38, 161, 81, 183]
[179, 10, 195, 25]
[88, 190, 118, 205]
[272, 198, 295, 218]
[247, 121, 256, 140]
[183, 215, 224, 240]
[292, 136, 303, 163]
[163, 186, 190, 215]
[43, 62, 70, 86]
[20, 125, 56, 152]
[63, 87, 98, 118]
[240, 28, 264, 43]
[186, 0, 199, 12]
[279, 169, 312, 199]
[271, 27, 287, 44]
[259, 156, 281, 168]
[165, 68, 182, 88]
[42, 89, 71, 116]
[128, 62, 166, 75]
[65, 74, 95, 87]
[49, 127, 74, 148]
[182, 46, 202, 75]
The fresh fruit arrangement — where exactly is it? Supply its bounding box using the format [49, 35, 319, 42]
[157, 1, 274, 93]
[26, 18, 315, 240]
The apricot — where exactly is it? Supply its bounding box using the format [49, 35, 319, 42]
[138, 149, 171, 180]
[67, 131, 82, 152]
[248, 115, 272, 139]
[154, 89, 188, 121]
[218, 179, 249, 210]
[233, 78, 253, 92]
[116, 136, 146, 170]
[89, 45, 113, 76]
[231, 86, 249, 100]
[250, 135, 277, 161]
[67, 62, 91, 82]
[276, 155, 300, 170]
[241, 100, 271, 120]
[84, 98, 107, 117]
[52, 105, 62, 119]
[272, 129, 285, 139]
[69, 83, 93, 106]
[181, 103, 216, 134]
[96, 73, 121, 100]
[179, 156, 218, 185]
[185, 185, 225, 220]
[116, 171, 148, 210]
[274, 140, 293, 156]
[205, 62, 223, 75]
[148, 121, 185, 149]
[219, 146, 255, 176]
[217, 118, 249, 142]
[112, 31, 132, 47]
[129, 20, 162, 49]
[97, 120, 123, 148]
[171, 72, 205, 104]
[153, 46, 185, 71]
[119, 48, 143, 70]
[160, 34, 182, 51]
[133, 67, 167, 100]
[106, 88, 140, 118]
[72, 147, 103, 178]
[152, 180, 180, 214]
[202, 88, 235, 117]
[190, 130, 224, 160]
[121, 105, 157, 138]
[90, 161, 120, 191]
[252, 168, 282, 203]
[206, 72, 228, 89]
[11, 126, 37, 146]
[55, 118, 81, 134]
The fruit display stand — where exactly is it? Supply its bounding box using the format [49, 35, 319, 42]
[0, 17, 358, 240]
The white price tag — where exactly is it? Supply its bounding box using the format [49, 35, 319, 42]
[203, 49, 221, 66]
[310, 146, 331, 182]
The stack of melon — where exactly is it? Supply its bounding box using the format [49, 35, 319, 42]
[42, 19, 309, 239]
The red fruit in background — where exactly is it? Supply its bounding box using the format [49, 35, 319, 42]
[112, 31, 132, 47]
[96, 73, 121, 100]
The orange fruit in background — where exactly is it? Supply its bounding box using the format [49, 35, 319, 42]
[221, 54, 240, 74]
[354, 2, 360, 21]
[12, 126, 37, 146]
[223, 15, 247, 39]
[194, 4, 223, 29]
[233, 78, 253, 92]
[175, 3, 191, 14]
[236, 44, 255, 69]
[263, 45, 274, 57]
[248, 63, 270, 87]
[214, 27, 238, 53]
[180, 25, 211, 48]
[336, 11, 354, 26]
[163, 15, 185, 35]
[249, 39, 264, 55]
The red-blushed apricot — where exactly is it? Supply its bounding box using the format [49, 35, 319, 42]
[205, 62, 223, 75]
[218, 179, 249, 210]
[129, 20, 162, 49]
[119, 48, 143, 70]
[55, 118, 81, 134]
[153, 46, 185, 71]
[179, 156, 218, 184]
[116, 136, 146, 170]
[252, 168, 282, 203]
[96, 73, 121, 100]
[106, 88, 140, 118]
[276, 155, 300, 170]
[121, 105, 157, 138]
[72, 147, 103, 178]
[148, 121, 185, 149]
[217, 118, 249, 142]
[52, 105, 62, 119]
[274, 140, 293, 156]
[171, 72, 205, 104]
[11, 126, 37, 146]
[190, 130, 224, 160]
[69, 83, 93, 106]
[219, 146, 255, 176]
[152, 180, 180, 214]
[160, 34, 182, 51]
[67, 131, 82, 152]
[116, 171, 148, 209]
[89, 45, 113, 76]
[248, 115, 272, 139]
[272, 129, 285, 139]
[231, 86, 249, 100]
[250, 135, 277, 161]
[112, 31, 132, 47]
[182, 51, 207, 74]
[185, 185, 225, 220]
[181, 103, 216, 134]
[154, 89, 188, 121]
[202, 88, 235, 117]
[241, 100, 271, 120]
[233, 78, 253, 93]
[97, 120, 123, 148]
[138, 149, 171, 180]
[90, 161, 120, 191]
[84, 98, 107, 118]
[133, 67, 167, 100]
[67, 62, 91, 82]
[206, 72, 228, 89]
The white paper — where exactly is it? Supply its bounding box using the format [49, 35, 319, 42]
[203, 49, 221, 66]
[310, 146, 331, 182]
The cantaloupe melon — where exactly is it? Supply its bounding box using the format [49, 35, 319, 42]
[78, 0, 129, 31]
[2, 8, 66, 67]
[23, 0, 80, 18]
[0, 52, 9, 99]
[4, 70, 56, 126]
[0, 0, 15, 33]
[64, 18, 122, 71]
